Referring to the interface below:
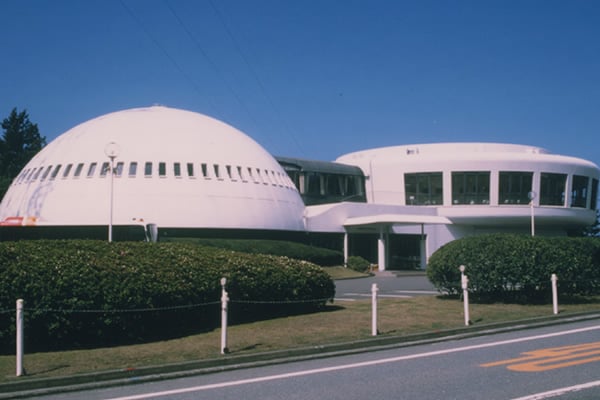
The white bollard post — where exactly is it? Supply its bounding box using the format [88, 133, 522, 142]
[551, 274, 558, 315]
[220, 278, 229, 354]
[371, 283, 378, 336]
[460, 265, 470, 326]
[16, 299, 24, 377]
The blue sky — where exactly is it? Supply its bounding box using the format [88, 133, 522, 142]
[1, 0, 599, 166]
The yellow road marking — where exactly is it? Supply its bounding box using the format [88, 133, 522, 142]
[481, 341, 600, 372]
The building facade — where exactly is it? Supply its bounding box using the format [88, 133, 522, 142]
[1, 107, 598, 270]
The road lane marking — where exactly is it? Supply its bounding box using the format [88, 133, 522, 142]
[482, 341, 600, 372]
[510, 379, 600, 400]
[104, 324, 600, 400]
[394, 290, 439, 295]
[342, 293, 413, 298]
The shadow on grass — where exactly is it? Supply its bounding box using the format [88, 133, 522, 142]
[434, 293, 600, 306]
[23, 364, 71, 377]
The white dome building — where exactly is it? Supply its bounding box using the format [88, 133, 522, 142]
[0, 106, 305, 240]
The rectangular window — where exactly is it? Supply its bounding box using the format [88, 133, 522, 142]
[540, 173, 566, 206]
[237, 166, 246, 182]
[129, 162, 138, 177]
[174, 162, 181, 177]
[41, 166, 52, 181]
[62, 164, 73, 178]
[17, 169, 28, 183]
[32, 167, 42, 180]
[499, 171, 533, 205]
[74, 163, 84, 178]
[591, 179, 598, 210]
[87, 163, 97, 178]
[159, 162, 166, 177]
[273, 171, 281, 186]
[405, 172, 443, 205]
[451, 171, 490, 205]
[326, 174, 343, 196]
[248, 167, 257, 183]
[571, 175, 589, 208]
[114, 162, 124, 177]
[305, 172, 322, 195]
[202, 163, 209, 178]
[144, 162, 152, 177]
[18, 169, 27, 183]
[187, 163, 194, 178]
[100, 162, 110, 177]
[50, 165, 62, 180]
[214, 164, 222, 179]
[27, 168, 37, 181]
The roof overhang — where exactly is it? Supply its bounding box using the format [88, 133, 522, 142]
[344, 214, 452, 227]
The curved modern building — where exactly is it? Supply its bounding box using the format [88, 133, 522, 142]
[0, 106, 305, 240]
[1, 106, 598, 270]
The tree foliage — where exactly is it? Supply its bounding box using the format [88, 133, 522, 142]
[0, 108, 46, 197]
[581, 209, 600, 237]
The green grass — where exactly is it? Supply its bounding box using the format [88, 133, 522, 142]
[322, 266, 369, 280]
[1, 296, 599, 383]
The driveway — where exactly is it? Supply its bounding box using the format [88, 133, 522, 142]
[334, 271, 440, 301]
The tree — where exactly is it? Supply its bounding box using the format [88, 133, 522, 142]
[582, 209, 600, 237]
[0, 108, 46, 197]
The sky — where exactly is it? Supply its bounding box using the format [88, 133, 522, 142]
[1, 0, 599, 167]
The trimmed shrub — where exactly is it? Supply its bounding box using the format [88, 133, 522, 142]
[169, 238, 344, 267]
[427, 234, 600, 303]
[346, 256, 371, 273]
[0, 240, 335, 353]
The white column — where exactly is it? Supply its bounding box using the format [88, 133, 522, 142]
[16, 299, 24, 377]
[343, 232, 349, 267]
[220, 278, 229, 354]
[420, 224, 427, 269]
[371, 283, 378, 336]
[378, 227, 387, 271]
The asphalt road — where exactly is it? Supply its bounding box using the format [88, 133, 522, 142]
[28, 318, 600, 400]
[334, 272, 439, 301]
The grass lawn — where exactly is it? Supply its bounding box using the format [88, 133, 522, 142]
[1, 295, 599, 383]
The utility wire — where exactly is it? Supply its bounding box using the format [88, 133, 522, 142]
[118, 0, 219, 115]
[207, 0, 307, 156]
[162, 0, 267, 141]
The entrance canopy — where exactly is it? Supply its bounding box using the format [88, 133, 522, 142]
[342, 213, 452, 271]
[343, 214, 452, 228]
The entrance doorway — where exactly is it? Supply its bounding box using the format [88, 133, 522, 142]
[389, 234, 422, 270]
[348, 233, 423, 270]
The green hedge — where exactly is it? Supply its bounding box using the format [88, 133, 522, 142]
[169, 238, 344, 266]
[346, 256, 371, 273]
[426, 234, 600, 302]
[0, 240, 335, 353]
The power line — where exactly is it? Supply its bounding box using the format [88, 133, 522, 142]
[162, 0, 267, 139]
[118, 0, 219, 115]
[207, 0, 306, 156]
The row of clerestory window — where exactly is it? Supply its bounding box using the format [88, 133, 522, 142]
[404, 171, 599, 210]
[13, 161, 297, 190]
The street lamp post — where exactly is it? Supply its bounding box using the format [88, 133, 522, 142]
[528, 191, 536, 237]
[104, 142, 120, 243]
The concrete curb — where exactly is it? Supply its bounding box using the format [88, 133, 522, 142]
[2, 311, 600, 399]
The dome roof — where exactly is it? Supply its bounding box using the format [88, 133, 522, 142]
[0, 106, 305, 231]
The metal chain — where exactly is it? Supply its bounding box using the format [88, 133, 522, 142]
[19, 301, 221, 314]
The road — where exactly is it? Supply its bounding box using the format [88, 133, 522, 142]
[334, 272, 439, 301]
[29, 318, 600, 400]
